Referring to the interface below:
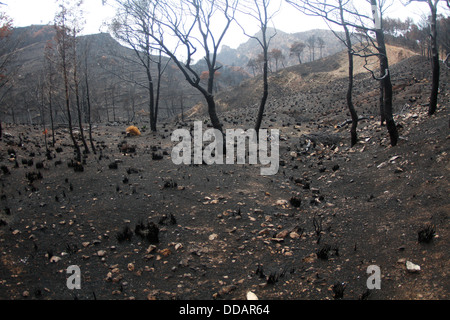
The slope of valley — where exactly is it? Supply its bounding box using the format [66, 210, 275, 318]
[0, 42, 449, 301]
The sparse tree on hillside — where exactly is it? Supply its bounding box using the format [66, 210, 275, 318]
[80, 38, 96, 154]
[286, 0, 360, 146]
[306, 34, 316, 61]
[237, 0, 279, 133]
[403, 0, 446, 115]
[270, 48, 285, 71]
[247, 58, 258, 76]
[141, 0, 237, 133]
[0, 9, 14, 140]
[110, 0, 168, 132]
[69, 5, 90, 155]
[44, 40, 57, 146]
[106, 0, 238, 134]
[316, 36, 325, 58]
[290, 41, 306, 64]
[54, 0, 81, 161]
[287, 0, 399, 147]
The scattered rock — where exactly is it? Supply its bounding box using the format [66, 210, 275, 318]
[97, 250, 106, 257]
[406, 261, 421, 273]
[209, 233, 218, 241]
[50, 256, 61, 263]
[246, 291, 258, 300]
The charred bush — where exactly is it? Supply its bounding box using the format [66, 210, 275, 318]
[152, 152, 163, 160]
[332, 282, 347, 299]
[26, 171, 43, 183]
[116, 225, 133, 243]
[316, 245, 331, 260]
[108, 162, 118, 170]
[135, 221, 159, 244]
[418, 225, 436, 243]
[1, 166, 10, 175]
[163, 178, 177, 189]
[290, 196, 301, 208]
[158, 213, 177, 226]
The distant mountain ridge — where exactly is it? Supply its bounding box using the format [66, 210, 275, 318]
[1, 25, 354, 125]
[217, 28, 347, 72]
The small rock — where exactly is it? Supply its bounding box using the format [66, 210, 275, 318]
[209, 233, 218, 241]
[289, 232, 301, 239]
[246, 291, 258, 300]
[275, 230, 290, 239]
[159, 248, 172, 257]
[406, 261, 420, 273]
[275, 199, 288, 206]
[50, 256, 61, 263]
[258, 228, 272, 236]
[127, 263, 135, 272]
[97, 250, 106, 257]
[394, 167, 404, 174]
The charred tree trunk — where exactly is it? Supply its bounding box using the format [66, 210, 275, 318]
[379, 84, 385, 125]
[85, 71, 96, 154]
[340, 0, 358, 147]
[255, 30, 269, 134]
[63, 61, 81, 162]
[48, 88, 56, 146]
[73, 57, 89, 155]
[372, 0, 398, 146]
[375, 30, 398, 146]
[428, 1, 439, 116]
[146, 52, 157, 132]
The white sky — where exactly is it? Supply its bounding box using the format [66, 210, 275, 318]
[1, 0, 448, 49]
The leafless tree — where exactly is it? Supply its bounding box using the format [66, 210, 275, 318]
[109, 0, 239, 133]
[70, 10, 90, 155]
[317, 36, 325, 58]
[80, 37, 96, 154]
[54, 0, 82, 161]
[109, 0, 169, 132]
[286, 0, 360, 146]
[402, 0, 447, 115]
[306, 34, 316, 61]
[287, 0, 399, 147]
[44, 40, 57, 146]
[290, 41, 306, 64]
[0, 9, 16, 140]
[237, 0, 279, 133]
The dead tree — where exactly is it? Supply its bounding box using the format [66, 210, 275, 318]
[237, 0, 279, 133]
[107, 0, 239, 134]
[286, 0, 360, 146]
[403, 0, 445, 115]
[44, 41, 57, 146]
[80, 38, 96, 154]
[54, 1, 81, 161]
[110, 0, 169, 132]
[288, 0, 399, 147]
[71, 23, 90, 154]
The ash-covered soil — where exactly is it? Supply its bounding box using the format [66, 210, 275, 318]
[0, 54, 448, 300]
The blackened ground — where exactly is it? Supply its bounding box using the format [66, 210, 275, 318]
[0, 54, 448, 300]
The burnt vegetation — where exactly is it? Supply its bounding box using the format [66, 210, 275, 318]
[0, 0, 448, 301]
